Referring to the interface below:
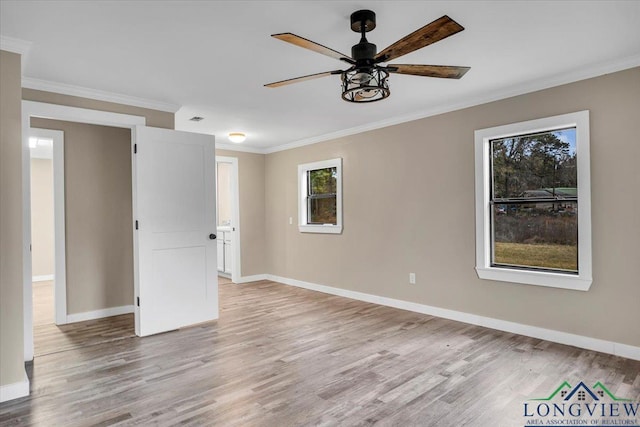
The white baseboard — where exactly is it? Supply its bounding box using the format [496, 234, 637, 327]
[0, 369, 29, 403]
[66, 305, 134, 324]
[265, 274, 640, 361]
[32, 274, 53, 282]
[235, 274, 268, 284]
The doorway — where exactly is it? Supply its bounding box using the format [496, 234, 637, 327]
[22, 101, 145, 362]
[27, 122, 138, 357]
[22, 101, 219, 364]
[28, 128, 65, 331]
[215, 156, 241, 283]
[29, 130, 55, 331]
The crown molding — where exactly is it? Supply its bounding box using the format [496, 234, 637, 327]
[215, 142, 266, 154]
[22, 77, 181, 113]
[1, 35, 32, 70]
[0, 35, 32, 55]
[263, 54, 640, 154]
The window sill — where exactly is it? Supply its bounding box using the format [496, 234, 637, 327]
[299, 224, 342, 234]
[475, 267, 592, 291]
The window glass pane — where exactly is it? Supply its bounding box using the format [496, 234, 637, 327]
[308, 197, 337, 224]
[492, 202, 578, 272]
[491, 128, 577, 200]
[308, 167, 337, 195]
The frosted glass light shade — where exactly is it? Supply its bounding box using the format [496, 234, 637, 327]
[228, 132, 246, 143]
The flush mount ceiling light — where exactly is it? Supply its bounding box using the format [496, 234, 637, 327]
[265, 10, 470, 103]
[228, 132, 246, 143]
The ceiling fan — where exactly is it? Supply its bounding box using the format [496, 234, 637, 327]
[265, 10, 470, 103]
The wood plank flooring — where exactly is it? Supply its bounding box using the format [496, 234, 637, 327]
[32, 282, 54, 327]
[2, 278, 639, 426]
[31, 281, 135, 357]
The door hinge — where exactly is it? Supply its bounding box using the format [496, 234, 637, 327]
[134, 144, 137, 154]
[137, 297, 140, 307]
[135, 220, 139, 230]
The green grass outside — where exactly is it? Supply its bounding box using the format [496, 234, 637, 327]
[494, 242, 578, 271]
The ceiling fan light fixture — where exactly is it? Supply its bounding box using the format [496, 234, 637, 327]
[351, 71, 373, 84]
[267, 10, 469, 103]
[228, 132, 246, 143]
[341, 68, 390, 103]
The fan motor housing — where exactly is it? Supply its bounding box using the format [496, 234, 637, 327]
[350, 10, 376, 32]
[351, 41, 377, 62]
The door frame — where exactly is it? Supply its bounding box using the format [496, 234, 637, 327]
[29, 127, 67, 326]
[215, 156, 241, 283]
[21, 100, 145, 362]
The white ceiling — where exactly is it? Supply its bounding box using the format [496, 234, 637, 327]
[2, 1, 639, 152]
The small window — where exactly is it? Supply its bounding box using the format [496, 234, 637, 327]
[298, 158, 342, 234]
[475, 111, 592, 290]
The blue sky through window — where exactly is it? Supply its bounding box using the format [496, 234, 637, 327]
[553, 128, 576, 155]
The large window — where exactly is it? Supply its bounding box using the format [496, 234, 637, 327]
[298, 158, 342, 234]
[474, 111, 592, 290]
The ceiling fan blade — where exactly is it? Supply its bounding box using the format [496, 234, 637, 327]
[272, 33, 354, 63]
[375, 15, 464, 63]
[387, 64, 470, 79]
[264, 70, 343, 88]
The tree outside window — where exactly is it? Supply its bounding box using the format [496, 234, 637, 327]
[307, 167, 337, 224]
[491, 128, 578, 272]
[298, 158, 342, 234]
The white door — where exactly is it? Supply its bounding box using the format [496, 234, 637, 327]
[132, 126, 218, 337]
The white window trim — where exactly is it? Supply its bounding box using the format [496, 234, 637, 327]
[298, 158, 342, 234]
[474, 111, 592, 291]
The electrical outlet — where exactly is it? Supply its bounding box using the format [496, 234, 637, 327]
[409, 273, 416, 284]
[289, 217, 293, 225]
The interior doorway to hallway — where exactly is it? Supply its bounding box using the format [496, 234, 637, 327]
[215, 156, 241, 283]
[28, 126, 135, 358]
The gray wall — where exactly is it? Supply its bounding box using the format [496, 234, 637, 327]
[0, 50, 25, 388]
[30, 158, 54, 277]
[31, 119, 133, 314]
[264, 67, 640, 347]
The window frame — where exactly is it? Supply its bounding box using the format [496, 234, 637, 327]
[474, 111, 592, 291]
[298, 158, 342, 234]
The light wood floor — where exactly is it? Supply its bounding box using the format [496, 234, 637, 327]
[32, 281, 54, 327]
[32, 281, 135, 358]
[2, 278, 639, 426]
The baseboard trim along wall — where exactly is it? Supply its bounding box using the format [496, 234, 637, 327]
[65, 305, 134, 324]
[236, 274, 268, 284]
[0, 370, 29, 403]
[261, 274, 640, 361]
[32, 274, 53, 282]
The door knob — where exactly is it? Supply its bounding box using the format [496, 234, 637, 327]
[209, 233, 217, 240]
